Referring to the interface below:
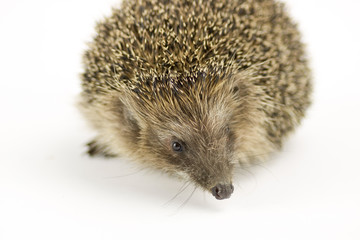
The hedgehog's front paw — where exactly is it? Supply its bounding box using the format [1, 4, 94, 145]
[86, 139, 116, 158]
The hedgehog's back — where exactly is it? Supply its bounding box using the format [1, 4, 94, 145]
[81, 0, 311, 146]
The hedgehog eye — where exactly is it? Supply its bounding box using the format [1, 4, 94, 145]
[171, 141, 183, 152]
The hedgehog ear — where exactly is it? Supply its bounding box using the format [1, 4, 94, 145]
[115, 94, 142, 134]
[122, 102, 140, 131]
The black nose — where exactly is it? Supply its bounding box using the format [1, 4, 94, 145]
[211, 184, 234, 200]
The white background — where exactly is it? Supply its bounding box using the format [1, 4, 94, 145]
[1, 0, 359, 239]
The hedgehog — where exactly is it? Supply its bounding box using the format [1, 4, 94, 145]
[79, 0, 312, 200]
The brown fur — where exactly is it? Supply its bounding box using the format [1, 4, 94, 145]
[79, 0, 312, 193]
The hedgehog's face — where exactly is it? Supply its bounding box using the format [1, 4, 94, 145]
[138, 99, 237, 200]
[115, 73, 255, 199]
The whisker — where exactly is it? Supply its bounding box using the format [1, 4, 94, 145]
[103, 168, 146, 179]
[163, 181, 191, 207]
[249, 162, 278, 179]
[237, 165, 256, 179]
[177, 186, 197, 211]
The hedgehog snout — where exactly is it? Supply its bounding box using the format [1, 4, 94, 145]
[211, 183, 234, 200]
